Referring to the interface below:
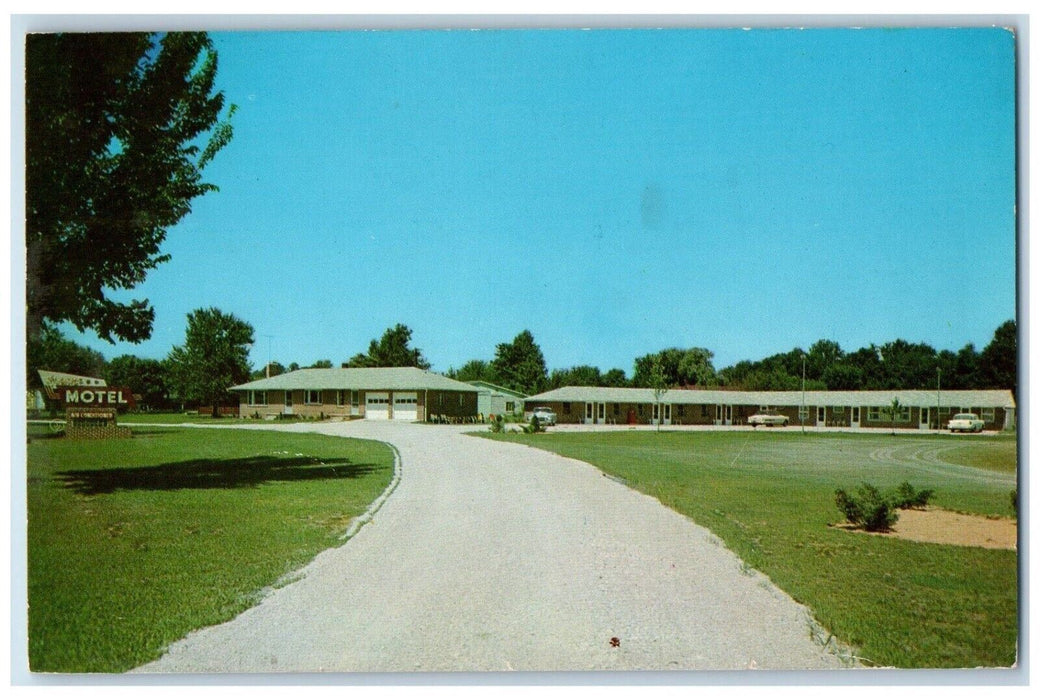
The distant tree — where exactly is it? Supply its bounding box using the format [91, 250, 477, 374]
[288, 362, 301, 372]
[952, 344, 982, 389]
[876, 340, 938, 389]
[449, 359, 497, 383]
[166, 308, 253, 416]
[601, 368, 629, 387]
[821, 362, 864, 390]
[980, 320, 1016, 393]
[549, 365, 603, 389]
[26, 324, 107, 386]
[251, 361, 286, 380]
[25, 32, 235, 344]
[806, 339, 844, 381]
[309, 359, 333, 369]
[346, 324, 431, 369]
[633, 347, 717, 388]
[491, 330, 548, 395]
[105, 355, 169, 408]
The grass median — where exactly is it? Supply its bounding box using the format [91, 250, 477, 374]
[484, 429, 1018, 669]
[26, 425, 395, 672]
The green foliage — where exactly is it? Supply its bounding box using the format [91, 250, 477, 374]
[1010, 489, 1017, 516]
[105, 355, 170, 408]
[834, 483, 899, 532]
[449, 359, 497, 383]
[521, 415, 544, 434]
[26, 324, 107, 385]
[25, 32, 234, 343]
[165, 307, 254, 415]
[980, 320, 1016, 394]
[489, 414, 504, 433]
[632, 347, 717, 388]
[345, 324, 430, 369]
[892, 482, 934, 510]
[490, 330, 548, 395]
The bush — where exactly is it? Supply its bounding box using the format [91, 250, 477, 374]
[891, 481, 934, 510]
[1011, 489, 1018, 517]
[489, 415, 504, 433]
[521, 416, 544, 434]
[834, 482, 899, 532]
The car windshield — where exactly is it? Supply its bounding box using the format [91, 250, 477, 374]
[953, 414, 975, 420]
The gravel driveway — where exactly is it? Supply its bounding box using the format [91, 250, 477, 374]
[135, 422, 851, 672]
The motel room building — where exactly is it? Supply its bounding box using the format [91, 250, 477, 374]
[523, 386, 1017, 431]
[231, 367, 479, 421]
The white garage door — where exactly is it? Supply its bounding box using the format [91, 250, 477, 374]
[365, 392, 390, 420]
[393, 392, 418, 421]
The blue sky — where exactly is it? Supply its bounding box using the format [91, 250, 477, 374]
[60, 27, 1017, 375]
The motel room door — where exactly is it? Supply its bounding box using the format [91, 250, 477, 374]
[596, 402, 607, 424]
[584, 402, 595, 425]
[714, 404, 732, 426]
[919, 407, 931, 430]
[850, 406, 861, 428]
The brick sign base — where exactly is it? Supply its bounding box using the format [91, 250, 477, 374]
[66, 423, 132, 440]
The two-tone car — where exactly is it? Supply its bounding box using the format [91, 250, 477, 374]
[530, 406, 557, 426]
[748, 411, 789, 427]
[947, 412, 985, 433]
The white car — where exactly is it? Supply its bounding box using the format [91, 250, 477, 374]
[748, 412, 789, 427]
[530, 407, 557, 426]
[948, 413, 985, 433]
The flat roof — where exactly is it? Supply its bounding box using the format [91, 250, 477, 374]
[525, 386, 1016, 409]
[231, 367, 480, 393]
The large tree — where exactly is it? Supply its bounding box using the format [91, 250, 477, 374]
[448, 359, 497, 383]
[491, 330, 548, 395]
[166, 308, 253, 416]
[346, 324, 431, 369]
[25, 32, 235, 343]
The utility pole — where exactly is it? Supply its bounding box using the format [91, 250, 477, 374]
[937, 367, 942, 433]
[264, 334, 274, 378]
[801, 353, 806, 434]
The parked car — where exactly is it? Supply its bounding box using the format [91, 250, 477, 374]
[948, 413, 985, 433]
[530, 407, 557, 426]
[748, 412, 789, 427]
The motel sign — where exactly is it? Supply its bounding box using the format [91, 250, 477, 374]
[59, 386, 136, 410]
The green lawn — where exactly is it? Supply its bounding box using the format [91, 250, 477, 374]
[26, 425, 395, 672]
[484, 430, 1018, 669]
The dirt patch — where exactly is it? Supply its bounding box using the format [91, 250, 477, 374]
[834, 508, 1017, 550]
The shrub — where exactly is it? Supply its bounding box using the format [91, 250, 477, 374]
[891, 481, 934, 509]
[834, 482, 899, 532]
[1011, 489, 1018, 517]
[489, 415, 504, 433]
[522, 416, 544, 434]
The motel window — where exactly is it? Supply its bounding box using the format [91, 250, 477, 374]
[563, 402, 571, 413]
[869, 406, 910, 422]
[981, 408, 995, 422]
[249, 390, 268, 406]
[306, 390, 322, 405]
[336, 391, 345, 407]
[799, 407, 809, 419]
[701, 405, 712, 418]
[939, 407, 951, 415]
[676, 405, 685, 417]
[351, 390, 359, 407]
[506, 401, 515, 412]
[613, 404, 620, 416]
[831, 406, 845, 415]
